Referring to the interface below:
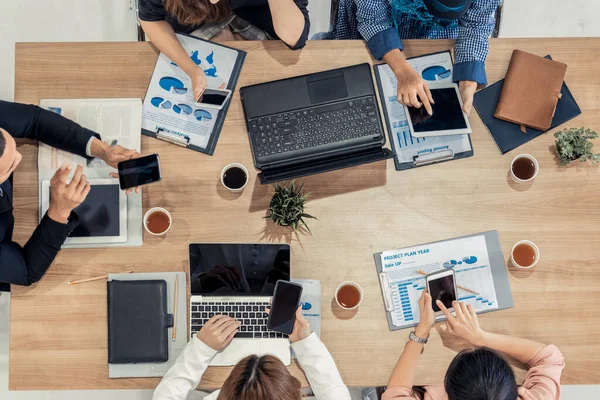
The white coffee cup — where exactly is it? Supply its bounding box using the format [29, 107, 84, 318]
[510, 240, 540, 269]
[510, 154, 539, 183]
[335, 281, 363, 310]
[221, 163, 249, 193]
[143, 207, 172, 236]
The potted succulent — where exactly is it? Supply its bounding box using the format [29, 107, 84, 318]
[554, 127, 600, 166]
[266, 180, 316, 234]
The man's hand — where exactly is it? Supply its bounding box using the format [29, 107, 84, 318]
[90, 139, 143, 194]
[394, 62, 434, 115]
[197, 315, 240, 351]
[47, 164, 90, 224]
[459, 80, 478, 116]
[437, 300, 487, 347]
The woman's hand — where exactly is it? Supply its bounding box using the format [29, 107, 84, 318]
[197, 315, 241, 351]
[190, 67, 208, 102]
[415, 289, 435, 338]
[265, 305, 312, 343]
[458, 80, 477, 116]
[394, 62, 434, 115]
[437, 300, 487, 347]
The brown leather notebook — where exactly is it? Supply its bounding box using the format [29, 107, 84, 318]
[494, 50, 567, 131]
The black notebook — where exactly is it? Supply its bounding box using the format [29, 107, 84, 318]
[473, 55, 581, 154]
[107, 280, 173, 364]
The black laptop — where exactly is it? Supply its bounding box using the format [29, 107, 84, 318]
[240, 63, 394, 184]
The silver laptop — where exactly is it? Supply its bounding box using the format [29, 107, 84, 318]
[188, 243, 291, 366]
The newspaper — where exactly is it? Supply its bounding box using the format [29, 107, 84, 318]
[38, 98, 142, 181]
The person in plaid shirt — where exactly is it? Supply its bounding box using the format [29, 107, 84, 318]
[317, 0, 500, 116]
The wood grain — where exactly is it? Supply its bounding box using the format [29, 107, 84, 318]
[10, 39, 600, 390]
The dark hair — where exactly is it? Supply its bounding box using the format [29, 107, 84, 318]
[411, 348, 517, 400]
[0, 129, 6, 158]
[164, 0, 231, 26]
[445, 347, 518, 400]
[218, 354, 302, 400]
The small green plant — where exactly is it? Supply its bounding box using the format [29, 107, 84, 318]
[267, 180, 316, 234]
[554, 127, 600, 166]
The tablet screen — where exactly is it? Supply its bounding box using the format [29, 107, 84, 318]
[408, 88, 467, 133]
[51, 184, 121, 237]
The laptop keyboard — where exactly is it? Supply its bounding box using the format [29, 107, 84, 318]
[248, 95, 381, 158]
[190, 301, 288, 340]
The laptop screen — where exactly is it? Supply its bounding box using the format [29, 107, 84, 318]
[189, 244, 290, 296]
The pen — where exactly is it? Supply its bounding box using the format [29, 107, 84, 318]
[68, 271, 133, 285]
[172, 277, 179, 341]
[416, 269, 479, 295]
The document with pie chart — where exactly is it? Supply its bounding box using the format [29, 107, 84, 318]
[142, 33, 246, 155]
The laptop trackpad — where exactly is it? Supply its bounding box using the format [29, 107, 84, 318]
[307, 71, 348, 104]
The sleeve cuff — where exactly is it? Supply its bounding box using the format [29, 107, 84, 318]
[40, 211, 80, 246]
[85, 137, 95, 158]
[290, 331, 319, 352]
[453, 61, 487, 85]
[527, 344, 564, 368]
[193, 336, 219, 358]
[366, 28, 404, 60]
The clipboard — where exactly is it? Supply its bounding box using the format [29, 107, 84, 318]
[373, 52, 474, 171]
[142, 33, 246, 156]
[373, 230, 514, 332]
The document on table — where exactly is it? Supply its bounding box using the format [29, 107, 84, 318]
[39, 98, 142, 181]
[292, 279, 321, 337]
[142, 33, 240, 150]
[376, 52, 471, 166]
[379, 235, 498, 328]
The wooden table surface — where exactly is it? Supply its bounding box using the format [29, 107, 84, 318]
[10, 39, 600, 390]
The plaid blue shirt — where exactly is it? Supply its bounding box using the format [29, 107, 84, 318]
[316, 0, 499, 84]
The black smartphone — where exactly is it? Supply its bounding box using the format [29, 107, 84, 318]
[267, 280, 303, 335]
[196, 88, 232, 110]
[117, 153, 162, 190]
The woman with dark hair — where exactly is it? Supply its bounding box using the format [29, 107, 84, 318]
[139, 0, 310, 101]
[382, 290, 564, 400]
[152, 309, 350, 399]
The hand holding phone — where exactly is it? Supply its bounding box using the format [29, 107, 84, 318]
[426, 269, 457, 316]
[267, 281, 303, 335]
[196, 88, 232, 110]
[117, 153, 162, 190]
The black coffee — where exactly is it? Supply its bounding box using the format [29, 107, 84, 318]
[223, 167, 247, 189]
[512, 157, 536, 180]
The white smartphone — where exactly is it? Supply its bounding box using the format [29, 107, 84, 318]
[195, 88, 232, 110]
[426, 269, 458, 316]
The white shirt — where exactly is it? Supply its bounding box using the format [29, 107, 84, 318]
[152, 332, 351, 400]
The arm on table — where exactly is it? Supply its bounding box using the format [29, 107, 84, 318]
[267, 0, 310, 49]
[291, 332, 351, 400]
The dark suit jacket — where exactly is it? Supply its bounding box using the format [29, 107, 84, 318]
[0, 100, 100, 287]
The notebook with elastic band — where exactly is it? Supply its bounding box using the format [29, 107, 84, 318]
[108, 280, 173, 364]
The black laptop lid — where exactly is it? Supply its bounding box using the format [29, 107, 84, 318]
[189, 244, 290, 296]
[240, 63, 376, 119]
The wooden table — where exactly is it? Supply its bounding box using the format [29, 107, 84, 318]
[10, 39, 600, 390]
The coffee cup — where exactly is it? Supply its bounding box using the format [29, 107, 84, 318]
[511, 240, 540, 269]
[510, 154, 539, 183]
[221, 163, 249, 193]
[144, 207, 172, 236]
[335, 281, 363, 310]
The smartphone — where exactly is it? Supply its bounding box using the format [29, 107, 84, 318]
[196, 88, 232, 110]
[426, 269, 457, 316]
[117, 153, 162, 190]
[267, 280, 303, 335]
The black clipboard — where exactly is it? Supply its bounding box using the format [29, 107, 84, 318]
[141, 33, 246, 156]
[373, 51, 473, 171]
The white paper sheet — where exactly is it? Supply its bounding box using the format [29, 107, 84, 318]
[292, 279, 321, 337]
[141, 34, 239, 149]
[377, 52, 471, 164]
[380, 235, 498, 328]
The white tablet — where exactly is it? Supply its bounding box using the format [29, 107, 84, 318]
[40, 179, 128, 245]
[404, 83, 472, 138]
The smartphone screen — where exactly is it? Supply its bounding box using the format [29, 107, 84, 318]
[267, 281, 303, 335]
[117, 154, 162, 190]
[427, 270, 457, 312]
[197, 89, 229, 106]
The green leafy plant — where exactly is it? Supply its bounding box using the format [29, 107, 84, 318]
[554, 127, 600, 166]
[267, 180, 316, 234]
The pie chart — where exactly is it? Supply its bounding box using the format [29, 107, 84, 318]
[159, 76, 186, 92]
[150, 97, 172, 110]
[422, 65, 451, 81]
[194, 109, 212, 121]
[173, 104, 193, 115]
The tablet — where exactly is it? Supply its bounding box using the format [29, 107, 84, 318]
[404, 83, 472, 137]
[40, 179, 128, 245]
